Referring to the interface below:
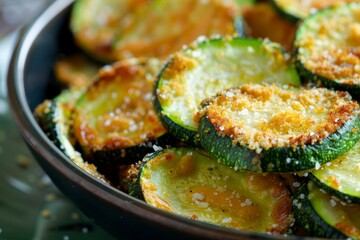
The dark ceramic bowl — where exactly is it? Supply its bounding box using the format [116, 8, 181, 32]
[7, 1, 301, 239]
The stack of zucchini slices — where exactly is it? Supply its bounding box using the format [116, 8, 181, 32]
[141, 2, 360, 238]
[34, 0, 360, 238]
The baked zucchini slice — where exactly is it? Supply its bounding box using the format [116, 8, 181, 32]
[34, 90, 108, 183]
[293, 181, 360, 239]
[54, 53, 101, 90]
[270, 0, 357, 22]
[311, 141, 360, 203]
[155, 37, 300, 145]
[70, 0, 151, 62]
[129, 147, 293, 234]
[114, 0, 240, 59]
[242, 2, 297, 50]
[295, 2, 360, 99]
[73, 58, 168, 163]
[197, 83, 360, 172]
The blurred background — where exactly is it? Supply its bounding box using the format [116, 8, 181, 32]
[0, 0, 52, 38]
[0, 0, 52, 95]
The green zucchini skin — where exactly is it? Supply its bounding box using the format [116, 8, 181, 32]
[34, 90, 81, 160]
[269, 0, 301, 23]
[292, 182, 347, 239]
[153, 54, 202, 146]
[309, 174, 358, 204]
[198, 111, 360, 172]
[127, 151, 163, 200]
[87, 132, 178, 165]
[295, 59, 360, 100]
[154, 37, 300, 147]
[294, 3, 360, 100]
[309, 140, 360, 204]
[73, 58, 170, 164]
[129, 147, 293, 234]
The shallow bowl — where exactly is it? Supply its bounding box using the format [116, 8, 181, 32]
[7, 1, 302, 239]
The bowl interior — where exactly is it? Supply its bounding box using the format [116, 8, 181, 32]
[7, 1, 302, 239]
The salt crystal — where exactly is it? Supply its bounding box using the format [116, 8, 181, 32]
[152, 145, 163, 151]
[222, 217, 232, 224]
[192, 193, 204, 201]
[330, 199, 337, 207]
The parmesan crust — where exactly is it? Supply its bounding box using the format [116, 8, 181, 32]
[296, 3, 360, 85]
[54, 54, 100, 90]
[275, 0, 360, 19]
[72, 0, 151, 61]
[115, 0, 238, 59]
[196, 84, 358, 152]
[157, 38, 299, 132]
[73, 58, 166, 151]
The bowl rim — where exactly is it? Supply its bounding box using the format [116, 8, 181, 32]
[6, 1, 304, 239]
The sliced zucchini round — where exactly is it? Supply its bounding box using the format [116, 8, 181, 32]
[242, 2, 297, 50]
[270, 0, 357, 22]
[35, 90, 80, 159]
[70, 0, 151, 62]
[197, 83, 360, 172]
[129, 147, 293, 234]
[73, 58, 167, 163]
[54, 53, 101, 90]
[295, 2, 360, 99]
[34, 90, 109, 183]
[114, 0, 240, 59]
[155, 37, 300, 145]
[293, 181, 360, 239]
[311, 140, 360, 203]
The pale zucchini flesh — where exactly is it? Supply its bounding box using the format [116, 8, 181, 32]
[130, 147, 293, 234]
[311, 141, 360, 203]
[34, 90, 109, 183]
[73, 58, 167, 161]
[155, 37, 300, 144]
[70, 0, 150, 62]
[114, 0, 239, 59]
[293, 182, 360, 239]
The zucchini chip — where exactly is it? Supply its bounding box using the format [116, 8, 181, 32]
[197, 83, 360, 172]
[293, 182, 360, 239]
[54, 53, 101, 90]
[70, 0, 151, 62]
[243, 2, 297, 50]
[34, 90, 109, 183]
[114, 0, 240, 59]
[295, 2, 360, 99]
[73, 58, 168, 163]
[311, 141, 360, 203]
[271, 0, 359, 22]
[129, 147, 293, 234]
[155, 37, 300, 145]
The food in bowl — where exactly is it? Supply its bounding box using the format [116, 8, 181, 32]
[32, 0, 360, 238]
